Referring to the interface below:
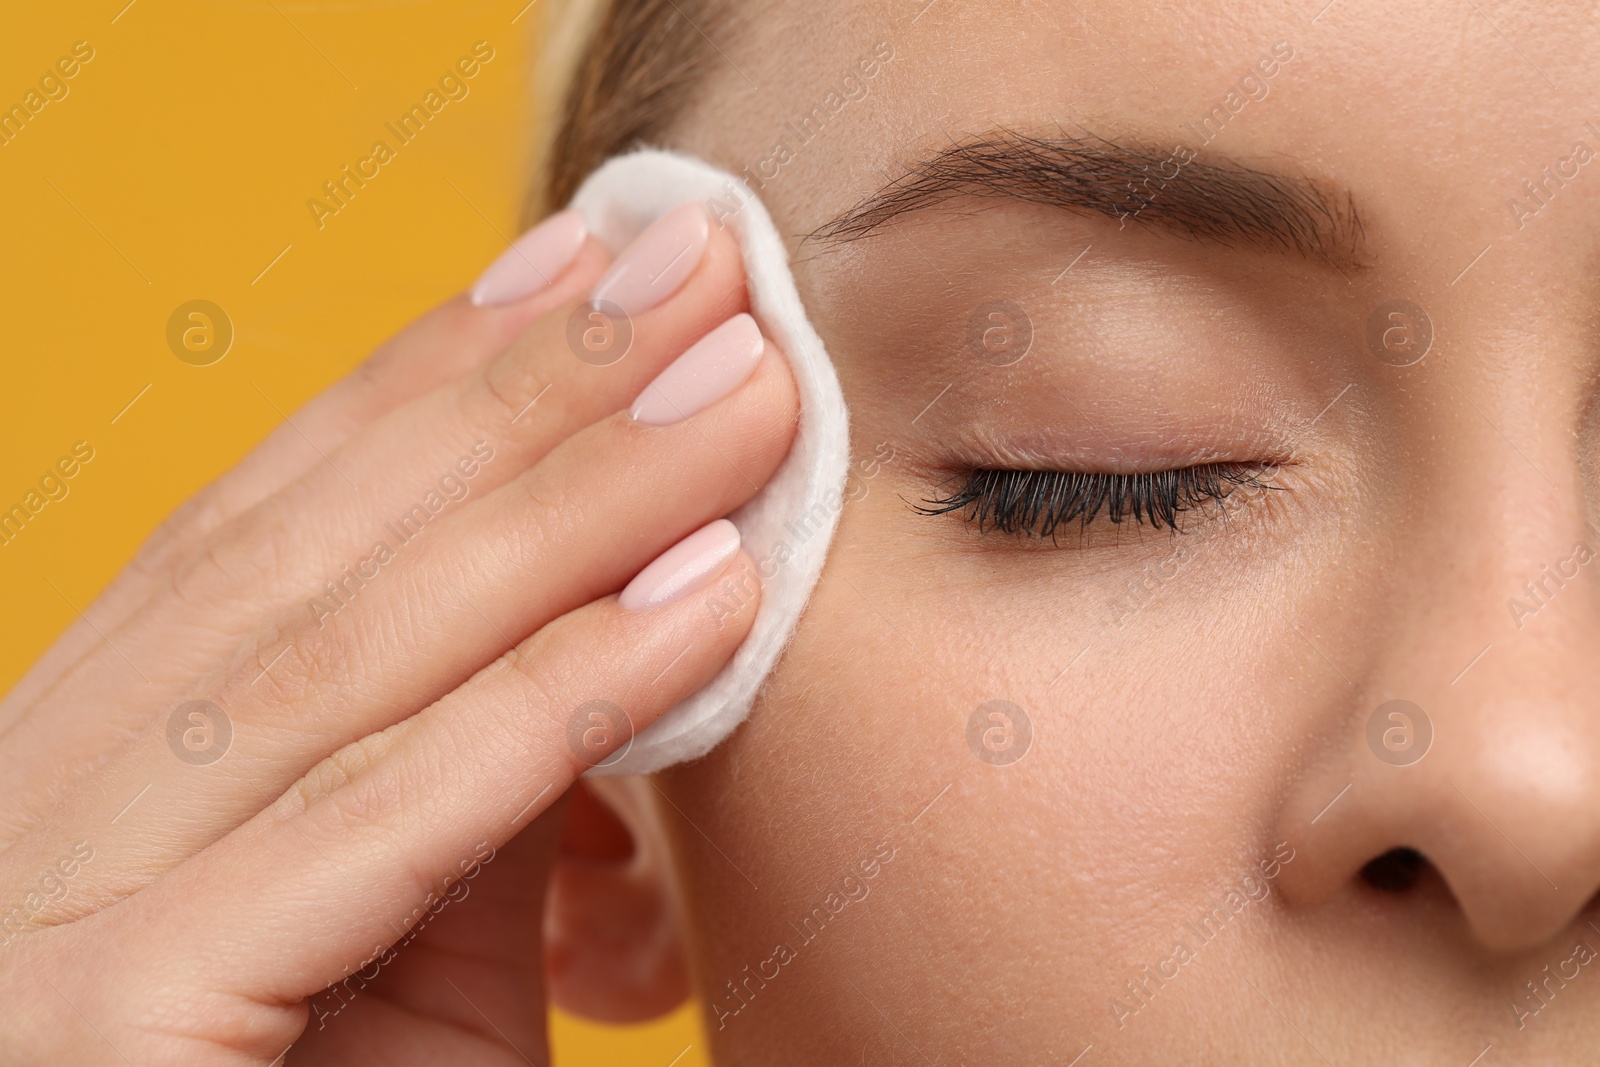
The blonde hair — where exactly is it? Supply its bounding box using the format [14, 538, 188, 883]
[527, 0, 728, 223]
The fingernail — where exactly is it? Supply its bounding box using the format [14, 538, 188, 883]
[630, 314, 765, 425]
[620, 519, 741, 611]
[590, 202, 710, 316]
[470, 209, 587, 307]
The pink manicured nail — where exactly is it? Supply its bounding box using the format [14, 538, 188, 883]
[630, 314, 765, 425]
[590, 202, 710, 316]
[470, 210, 587, 307]
[620, 519, 741, 611]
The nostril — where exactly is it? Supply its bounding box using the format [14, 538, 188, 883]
[1360, 847, 1429, 892]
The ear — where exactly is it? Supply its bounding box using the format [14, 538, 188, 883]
[544, 775, 689, 1022]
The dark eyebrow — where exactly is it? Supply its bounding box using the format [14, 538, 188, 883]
[808, 130, 1368, 273]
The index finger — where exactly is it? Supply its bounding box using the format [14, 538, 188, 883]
[122, 536, 763, 1014]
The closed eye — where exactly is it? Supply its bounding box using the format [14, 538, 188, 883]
[915, 462, 1283, 542]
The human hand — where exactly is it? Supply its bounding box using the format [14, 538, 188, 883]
[0, 203, 794, 1065]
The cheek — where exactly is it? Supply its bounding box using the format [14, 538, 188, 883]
[665, 434, 1362, 1052]
[657, 505, 1096, 1029]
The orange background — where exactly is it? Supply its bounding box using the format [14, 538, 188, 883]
[0, 1, 706, 1061]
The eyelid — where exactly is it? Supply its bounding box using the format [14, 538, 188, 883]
[927, 421, 1297, 480]
[917, 462, 1285, 543]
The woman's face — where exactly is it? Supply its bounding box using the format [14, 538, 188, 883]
[650, 0, 1600, 1059]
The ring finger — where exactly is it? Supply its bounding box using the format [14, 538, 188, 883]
[0, 206, 743, 828]
[0, 215, 606, 720]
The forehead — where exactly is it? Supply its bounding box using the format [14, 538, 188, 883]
[668, 0, 1600, 268]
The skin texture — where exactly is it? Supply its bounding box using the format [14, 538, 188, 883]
[619, 0, 1600, 1062]
[0, 216, 799, 1062]
[7, 1, 1600, 1063]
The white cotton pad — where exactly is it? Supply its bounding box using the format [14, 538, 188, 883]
[571, 148, 850, 776]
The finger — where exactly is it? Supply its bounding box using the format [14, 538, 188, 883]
[0, 221, 609, 720]
[0, 209, 746, 832]
[287, 797, 570, 1066]
[1, 330, 792, 902]
[121, 542, 761, 1053]
[2, 209, 738, 753]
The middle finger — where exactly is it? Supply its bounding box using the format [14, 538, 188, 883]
[0, 205, 745, 830]
[0, 313, 796, 908]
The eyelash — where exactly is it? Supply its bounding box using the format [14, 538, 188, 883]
[916, 463, 1281, 540]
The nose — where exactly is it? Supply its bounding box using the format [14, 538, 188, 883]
[1274, 522, 1600, 953]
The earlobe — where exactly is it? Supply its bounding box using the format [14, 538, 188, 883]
[545, 777, 689, 1022]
